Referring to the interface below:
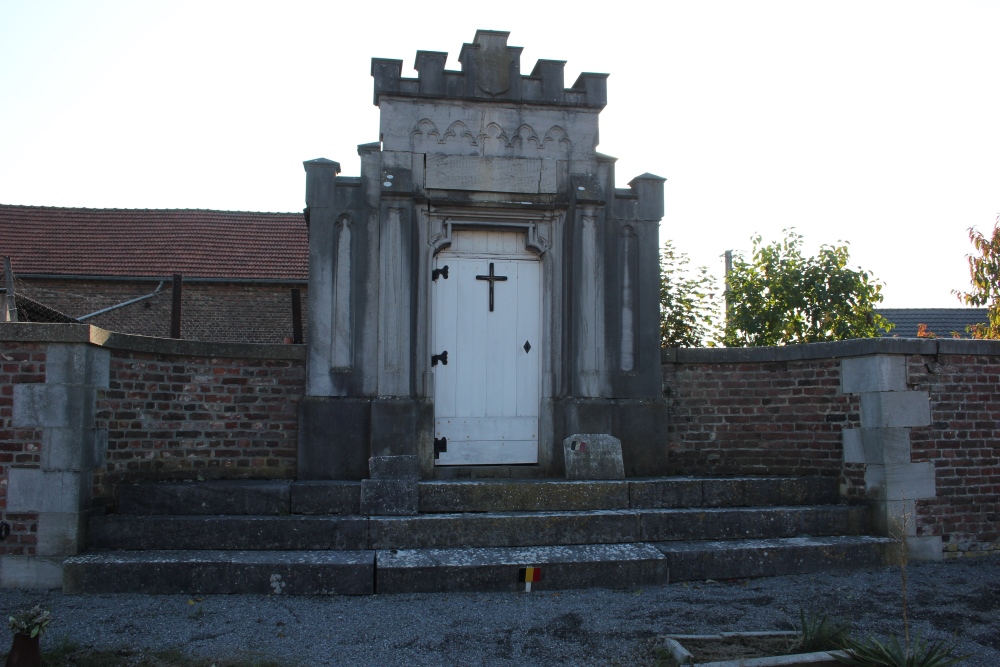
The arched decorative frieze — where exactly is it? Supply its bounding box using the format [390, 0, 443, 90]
[442, 120, 478, 146]
[410, 118, 441, 152]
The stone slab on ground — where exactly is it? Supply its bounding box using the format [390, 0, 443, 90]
[375, 543, 669, 594]
[655, 536, 893, 582]
[562, 434, 625, 480]
[117, 481, 291, 516]
[62, 550, 375, 595]
[87, 515, 369, 551]
[418, 479, 629, 513]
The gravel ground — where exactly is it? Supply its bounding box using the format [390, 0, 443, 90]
[1, 555, 997, 666]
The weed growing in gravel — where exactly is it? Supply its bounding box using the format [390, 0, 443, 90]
[835, 495, 970, 667]
[797, 609, 851, 652]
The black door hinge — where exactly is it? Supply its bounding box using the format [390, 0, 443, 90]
[432, 265, 449, 281]
[431, 351, 448, 366]
[434, 436, 447, 459]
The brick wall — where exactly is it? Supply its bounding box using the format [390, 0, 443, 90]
[907, 353, 1000, 556]
[663, 358, 860, 476]
[96, 348, 305, 497]
[0, 343, 44, 557]
[19, 279, 308, 344]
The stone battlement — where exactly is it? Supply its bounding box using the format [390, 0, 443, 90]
[372, 30, 608, 108]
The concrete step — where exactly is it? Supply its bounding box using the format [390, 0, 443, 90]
[656, 536, 894, 582]
[63, 536, 890, 596]
[115, 476, 839, 516]
[117, 480, 361, 516]
[87, 505, 868, 551]
[378, 536, 893, 594]
[62, 550, 375, 595]
[420, 476, 838, 512]
[375, 543, 669, 594]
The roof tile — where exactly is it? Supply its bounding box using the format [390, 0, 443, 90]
[0, 204, 307, 280]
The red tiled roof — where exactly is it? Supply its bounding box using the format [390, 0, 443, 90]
[0, 205, 308, 280]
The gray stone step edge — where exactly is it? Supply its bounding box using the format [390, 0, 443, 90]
[62, 536, 894, 596]
[113, 476, 840, 516]
[85, 505, 871, 551]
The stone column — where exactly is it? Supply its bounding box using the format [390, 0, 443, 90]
[841, 354, 941, 560]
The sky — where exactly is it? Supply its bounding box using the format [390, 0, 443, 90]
[1, 0, 998, 308]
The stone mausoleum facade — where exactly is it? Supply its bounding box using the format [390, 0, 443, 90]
[300, 31, 667, 479]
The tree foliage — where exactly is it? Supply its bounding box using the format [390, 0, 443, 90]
[659, 241, 721, 347]
[723, 230, 892, 346]
[953, 214, 1000, 339]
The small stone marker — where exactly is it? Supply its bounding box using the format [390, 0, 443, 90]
[518, 566, 542, 592]
[562, 434, 625, 480]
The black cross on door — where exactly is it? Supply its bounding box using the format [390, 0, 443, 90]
[475, 262, 508, 312]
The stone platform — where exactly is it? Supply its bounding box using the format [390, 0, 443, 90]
[63, 477, 892, 595]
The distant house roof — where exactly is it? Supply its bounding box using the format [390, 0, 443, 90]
[0, 204, 307, 281]
[877, 308, 989, 338]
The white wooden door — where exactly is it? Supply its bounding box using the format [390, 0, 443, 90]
[432, 234, 540, 465]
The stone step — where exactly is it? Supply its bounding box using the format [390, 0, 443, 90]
[375, 543, 669, 594]
[62, 550, 375, 595]
[117, 480, 360, 516]
[87, 505, 868, 551]
[378, 536, 893, 594]
[115, 476, 839, 516]
[63, 536, 893, 596]
[420, 476, 838, 512]
[655, 536, 894, 582]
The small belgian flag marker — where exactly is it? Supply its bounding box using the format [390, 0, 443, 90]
[518, 566, 542, 592]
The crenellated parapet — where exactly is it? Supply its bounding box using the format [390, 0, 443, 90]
[372, 30, 607, 109]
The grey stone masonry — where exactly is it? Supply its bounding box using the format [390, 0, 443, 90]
[4, 342, 111, 588]
[301, 30, 669, 481]
[840, 354, 940, 559]
[372, 30, 608, 108]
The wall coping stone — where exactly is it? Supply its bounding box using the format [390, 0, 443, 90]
[0, 323, 305, 361]
[660, 338, 986, 364]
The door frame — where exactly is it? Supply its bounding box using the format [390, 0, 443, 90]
[421, 207, 558, 467]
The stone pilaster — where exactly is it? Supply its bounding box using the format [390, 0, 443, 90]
[4, 343, 109, 587]
[841, 354, 941, 560]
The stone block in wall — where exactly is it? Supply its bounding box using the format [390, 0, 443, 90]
[369, 455, 419, 480]
[864, 462, 936, 501]
[12, 384, 96, 429]
[7, 469, 89, 514]
[41, 427, 107, 471]
[44, 344, 110, 388]
[35, 513, 85, 557]
[562, 434, 625, 480]
[870, 499, 917, 536]
[842, 428, 912, 465]
[841, 355, 906, 394]
[906, 536, 943, 561]
[859, 391, 931, 428]
[0, 556, 64, 589]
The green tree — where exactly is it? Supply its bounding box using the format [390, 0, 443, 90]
[953, 214, 1000, 339]
[723, 229, 892, 346]
[659, 240, 722, 347]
